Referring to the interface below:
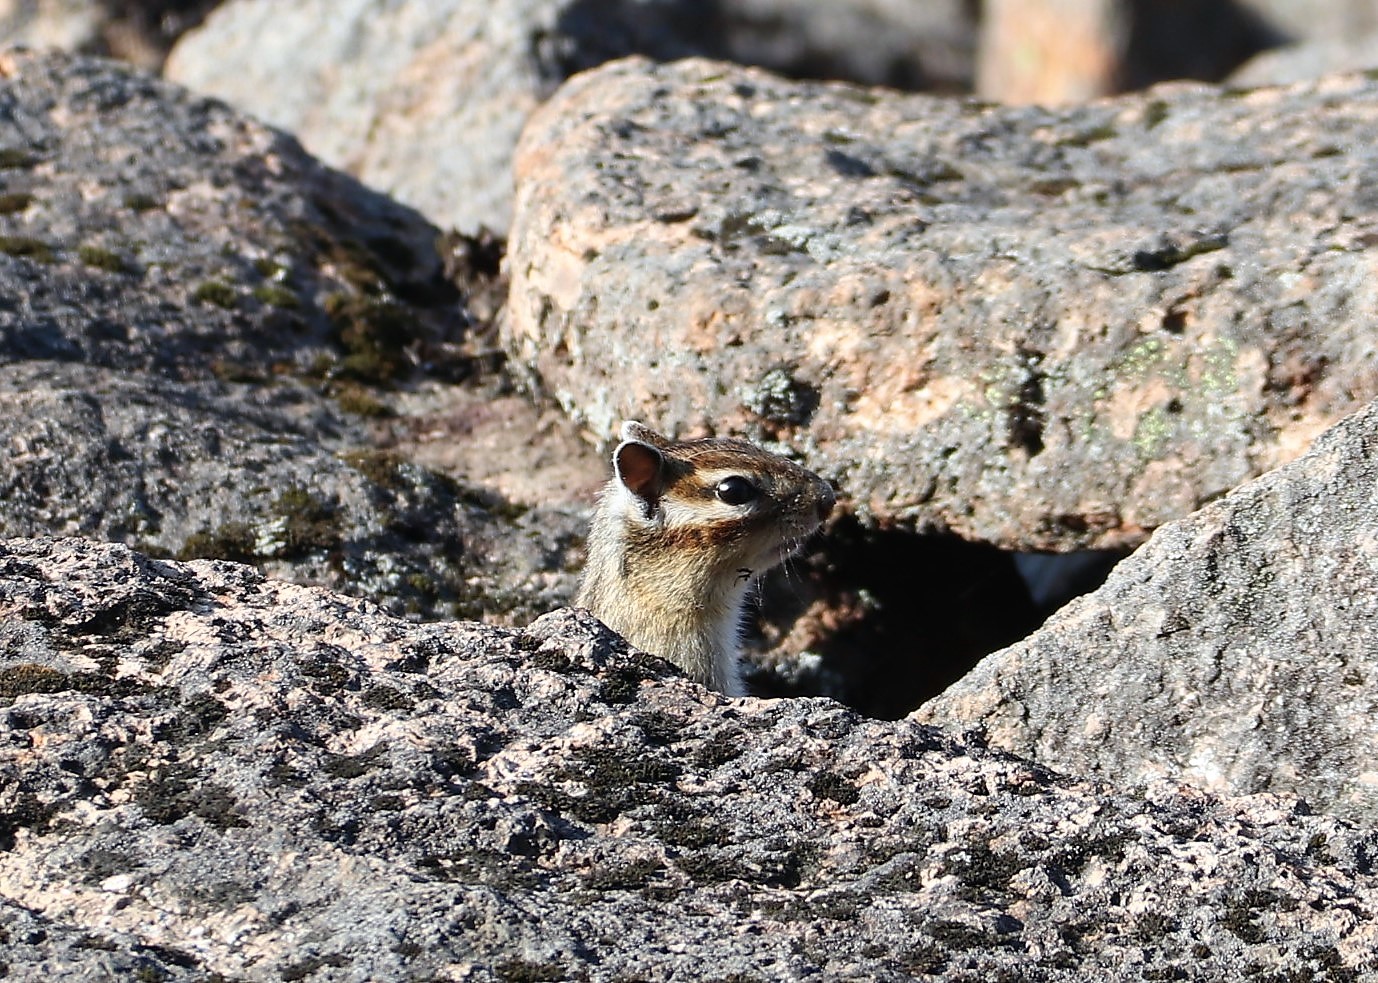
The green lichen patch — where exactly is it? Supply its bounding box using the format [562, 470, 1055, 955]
[493, 958, 565, 982]
[122, 191, 162, 212]
[0, 191, 34, 214]
[581, 855, 665, 891]
[177, 522, 257, 563]
[0, 663, 69, 699]
[192, 280, 237, 309]
[132, 762, 249, 830]
[324, 292, 417, 384]
[253, 257, 287, 279]
[0, 235, 54, 263]
[251, 283, 301, 309]
[340, 448, 409, 488]
[332, 384, 393, 418]
[1057, 123, 1117, 148]
[77, 244, 130, 273]
[942, 841, 1028, 903]
[416, 847, 542, 890]
[322, 743, 387, 780]
[807, 770, 861, 806]
[272, 486, 343, 556]
[0, 790, 58, 850]
[361, 685, 413, 712]
[280, 953, 349, 981]
[0, 148, 38, 169]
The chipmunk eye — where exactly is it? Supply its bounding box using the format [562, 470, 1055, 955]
[715, 475, 759, 506]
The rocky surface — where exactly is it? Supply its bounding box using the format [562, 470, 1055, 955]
[0, 361, 584, 624]
[507, 56, 1378, 552]
[919, 396, 1378, 824]
[0, 47, 595, 624]
[3, 536, 1378, 981]
[163, 0, 977, 236]
[1231, 32, 1378, 87]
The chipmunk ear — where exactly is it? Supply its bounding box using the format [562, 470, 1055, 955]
[619, 420, 672, 450]
[614, 438, 666, 513]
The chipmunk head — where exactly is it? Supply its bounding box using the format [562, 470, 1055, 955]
[609, 420, 835, 578]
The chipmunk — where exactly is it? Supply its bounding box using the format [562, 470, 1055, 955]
[577, 421, 835, 696]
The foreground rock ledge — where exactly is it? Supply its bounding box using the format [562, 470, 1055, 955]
[2, 538, 1377, 980]
[507, 57, 1378, 550]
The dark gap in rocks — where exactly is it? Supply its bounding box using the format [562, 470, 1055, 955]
[1118, 0, 1286, 91]
[90, 0, 224, 70]
[747, 518, 1127, 719]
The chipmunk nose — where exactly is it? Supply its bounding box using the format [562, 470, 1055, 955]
[817, 482, 836, 521]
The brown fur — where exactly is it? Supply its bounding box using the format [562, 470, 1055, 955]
[576, 421, 834, 695]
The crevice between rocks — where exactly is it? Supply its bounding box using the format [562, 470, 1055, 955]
[747, 520, 1126, 719]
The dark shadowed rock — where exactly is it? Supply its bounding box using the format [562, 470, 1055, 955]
[507, 57, 1378, 551]
[0, 46, 462, 382]
[3, 536, 1378, 980]
[918, 398, 1378, 824]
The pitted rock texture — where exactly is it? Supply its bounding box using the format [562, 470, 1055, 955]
[919, 397, 1378, 823]
[507, 56, 1378, 551]
[3, 537, 1378, 981]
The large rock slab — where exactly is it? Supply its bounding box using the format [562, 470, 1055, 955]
[506, 57, 1378, 551]
[0, 46, 455, 380]
[164, 0, 976, 235]
[918, 398, 1378, 823]
[4, 536, 1378, 980]
[0, 47, 594, 623]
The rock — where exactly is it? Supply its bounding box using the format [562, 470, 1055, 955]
[1231, 32, 1378, 87]
[0, 0, 104, 52]
[506, 56, 1378, 552]
[0, 361, 585, 624]
[4, 536, 1378, 979]
[0, 47, 595, 624]
[0, 0, 220, 68]
[976, 0, 1280, 103]
[1243, 0, 1378, 43]
[710, 0, 976, 93]
[163, 0, 710, 236]
[163, 0, 977, 236]
[976, 0, 1127, 104]
[917, 397, 1378, 824]
[0, 46, 456, 381]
